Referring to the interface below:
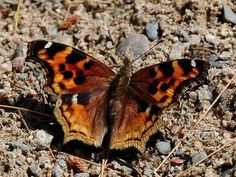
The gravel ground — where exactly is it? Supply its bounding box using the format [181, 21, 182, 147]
[0, 0, 236, 176]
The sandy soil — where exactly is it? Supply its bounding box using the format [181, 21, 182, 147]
[0, 0, 235, 176]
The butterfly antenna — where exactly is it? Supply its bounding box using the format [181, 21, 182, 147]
[132, 39, 163, 63]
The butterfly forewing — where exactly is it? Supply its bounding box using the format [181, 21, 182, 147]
[130, 59, 209, 108]
[27, 40, 115, 95]
[27, 40, 116, 147]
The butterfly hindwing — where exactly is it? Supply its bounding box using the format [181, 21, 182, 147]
[27, 40, 115, 147]
[109, 94, 162, 152]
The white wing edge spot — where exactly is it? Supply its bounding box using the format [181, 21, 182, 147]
[44, 42, 52, 49]
[72, 94, 78, 103]
[191, 60, 196, 67]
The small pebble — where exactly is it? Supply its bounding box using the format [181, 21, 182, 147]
[58, 159, 67, 170]
[27, 89, 37, 97]
[197, 85, 213, 102]
[52, 164, 64, 177]
[188, 91, 198, 102]
[188, 34, 201, 45]
[27, 164, 40, 177]
[169, 43, 190, 60]
[170, 157, 185, 166]
[12, 57, 25, 71]
[0, 61, 12, 73]
[143, 166, 152, 176]
[192, 151, 207, 164]
[208, 55, 226, 68]
[205, 34, 221, 46]
[116, 34, 149, 61]
[145, 22, 160, 41]
[9, 141, 30, 153]
[219, 51, 232, 60]
[223, 4, 236, 24]
[33, 130, 53, 150]
[74, 173, 90, 177]
[155, 141, 171, 155]
[106, 41, 113, 49]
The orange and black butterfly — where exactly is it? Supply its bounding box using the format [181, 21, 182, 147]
[26, 40, 210, 152]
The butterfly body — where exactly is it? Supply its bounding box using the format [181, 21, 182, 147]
[27, 40, 210, 152]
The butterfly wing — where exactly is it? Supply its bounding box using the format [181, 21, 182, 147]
[110, 59, 209, 151]
[130, 59, 210, 108]
[27, 40, 116, 147]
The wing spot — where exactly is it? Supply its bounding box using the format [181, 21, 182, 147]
[84, 60, 95, 70]
[74, 76, 85, 85]
[178, 60, 193, 76]
[46, 43, 66, 58]
[159, 62, 174, 76]
[59, 82, 66, 90]
[148, 85, 158, 95]
[62, 71, 73, 79]
[149, 68, 157, 78]
[160, 83, 169, 92]
[66, 50, 86, 64]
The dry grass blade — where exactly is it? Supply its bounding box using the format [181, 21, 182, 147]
[14, 0, 23, 31]
[15, 110, 30, 132]
[176, 136, 236, 177]
[99, 159, 108, 177]
[154, 73, 236, 175]
[48, 147, 57, 161]
[64, 0, 111, 5]
[0, 104, 54, 118]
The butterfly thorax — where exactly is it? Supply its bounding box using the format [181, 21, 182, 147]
[109, 57, 132, 109]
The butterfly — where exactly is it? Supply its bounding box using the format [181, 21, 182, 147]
[26, 40, 210, 152]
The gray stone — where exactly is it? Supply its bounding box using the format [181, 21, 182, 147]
[143, 166, 152, 176]
[223, 4, 236, 24]
[208, 55, 226, 68]
[27, 164, 40, 177]
[52, 164, 64, 177]
[12, 57, 25, 71]
[10, 141, 30, 153]
[188, 35, 201, 45]
[145, 22, 160, 41]
[74, 173, 90, 177]
[58, 159, 67, 170]
[197, 85, 213, 102]
[116, 34, 149, 61]
[219, 51, 232, 60]
[120, 165, 132, 174]
[205, 34, 220, 46]
[16, 158, 24, 166]
[192, 151, 207, 164]
[169, 43, 190, 60]
[0, 61, 12, 73]
[156, 141, 171, 155]
[33, 130, 53, 150]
